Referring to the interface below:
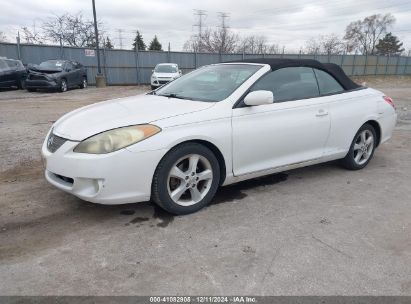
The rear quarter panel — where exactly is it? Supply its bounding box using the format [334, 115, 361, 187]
[325, 88, 380, 156]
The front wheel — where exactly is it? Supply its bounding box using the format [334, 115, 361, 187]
[80, 77, 87, 89]
[340, 123, 377, 170]
[59, 79, 68, 92]
[152, 143, 220, 215]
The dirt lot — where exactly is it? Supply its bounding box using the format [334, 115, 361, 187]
[0, 77, 410, 295]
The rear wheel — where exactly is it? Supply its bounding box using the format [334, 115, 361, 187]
[340, 123, 377, 170]
[152, 143, 220, 215]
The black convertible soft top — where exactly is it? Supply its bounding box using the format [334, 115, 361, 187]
[225, 58, 360, 91]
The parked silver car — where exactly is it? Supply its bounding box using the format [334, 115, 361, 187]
[150, 63, 182, 90]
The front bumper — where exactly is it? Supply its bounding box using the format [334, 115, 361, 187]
[26, 79, 59, 89]
[41, 134, 167, 205]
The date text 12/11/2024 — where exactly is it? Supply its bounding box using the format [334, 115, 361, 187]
[149, 296, 257, 303]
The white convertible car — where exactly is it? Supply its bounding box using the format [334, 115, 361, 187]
[42, 59, 397, 214]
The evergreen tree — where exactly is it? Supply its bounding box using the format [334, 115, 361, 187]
[376, 32, 405, 56]
[148, 35, 162, 51]
[132, 31, 146, 51]
[104, 37, 114, 49]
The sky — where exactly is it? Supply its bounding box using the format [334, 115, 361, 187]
[1, 0, 411, 52]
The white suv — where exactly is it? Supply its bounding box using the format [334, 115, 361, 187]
[150, 63, 182, 90]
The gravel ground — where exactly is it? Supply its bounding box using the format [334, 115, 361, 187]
[0, 78, 410, 295]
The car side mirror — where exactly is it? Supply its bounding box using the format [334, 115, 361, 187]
[243, 90, 274, 106]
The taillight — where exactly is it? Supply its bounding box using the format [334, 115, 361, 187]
[383, 96, 395, 109]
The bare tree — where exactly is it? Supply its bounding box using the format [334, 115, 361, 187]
[183, 35, 200, 52]
[305, 34, 346, 54]
[304, 37, 322, 54]
[344, 13, 395, 55]
[236, 35, 279, 54]
[42, 12, 103, 47]
[184, 27, 239, 53]
[267, 43, 281, 54]
[321, 34, 345, 54]
[21, 25, 44, 44]
[203, 27, 239, 53]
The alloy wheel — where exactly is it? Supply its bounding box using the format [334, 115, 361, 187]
[61, 80, 67, 92]
[167, 154, 213, 206]
[353, 129, 374, 165]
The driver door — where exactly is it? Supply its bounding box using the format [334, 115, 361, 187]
[232, 67, 331, 176]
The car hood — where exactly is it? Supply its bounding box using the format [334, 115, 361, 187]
[153, 72, 178, 78]
[53, 94, 214, 141]
[29, 67, 62, 74]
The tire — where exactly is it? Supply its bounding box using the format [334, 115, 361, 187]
[59, 79, 68, 92]
[340, 123, 377, 170]
[151, 85, 157, 90]
[80, 77, 87, 89]
[152, 143, 220, 215]
[27, 88, 36, 92]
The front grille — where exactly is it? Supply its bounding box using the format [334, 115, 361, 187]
[29, 74, 47, 80]
[158, 80, 170, 84]
[47, 132, 67, 153]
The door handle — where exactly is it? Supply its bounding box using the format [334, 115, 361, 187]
[316, 109, 328, 117]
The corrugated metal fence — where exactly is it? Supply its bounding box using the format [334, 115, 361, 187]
[1, 42, 411, 85]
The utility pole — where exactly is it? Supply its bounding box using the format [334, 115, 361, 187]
[217, 12, 229, 29]
[217, 12, 229, 54]
[16, 31, 21, 60]
[116, 29, 124, 49]
[168, 42, 171, 62]
[193, 9, 207, 52]
[92, 0, 106, 87]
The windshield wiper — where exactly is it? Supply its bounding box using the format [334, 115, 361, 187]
[158, 93, 193, 100]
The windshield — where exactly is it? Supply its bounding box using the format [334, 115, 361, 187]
[5, 60, 23, 69]
[0, 60, 8, 71]
[38, 60, 65, 70]
[155, 64, 178, 73]
[155, 64, 262, 102]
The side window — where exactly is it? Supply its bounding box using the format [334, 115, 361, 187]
[73, 62, 82, 69]
[251, 67, 319, 102]
[65, 62, 74, 71]
[314, 69, 344, 95]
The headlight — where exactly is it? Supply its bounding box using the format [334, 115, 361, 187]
[73, 124, 161, 154]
